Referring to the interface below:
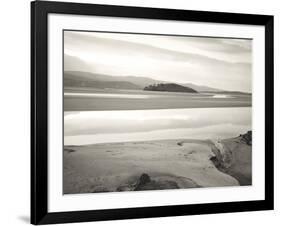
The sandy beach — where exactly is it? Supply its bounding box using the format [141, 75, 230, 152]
[63, 132, 251, 194]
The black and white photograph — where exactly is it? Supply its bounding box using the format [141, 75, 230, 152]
[63, 31, 252, 194]
[28, 1, 274, 224]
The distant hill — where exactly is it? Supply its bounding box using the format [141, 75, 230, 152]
[115, 75, 164, 88]
[144, 83, 197, 93]
[181, 83, 223, 92]
[65, 71, 163, 88]
[64, 71, 141, 90]
[64, 71, 248, 94]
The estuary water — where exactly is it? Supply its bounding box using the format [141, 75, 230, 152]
[64, 107, 251, 145]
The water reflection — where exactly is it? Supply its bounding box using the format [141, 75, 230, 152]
[64, 107, 251, 145]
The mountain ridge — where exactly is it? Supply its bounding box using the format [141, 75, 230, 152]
[64, 70, 249, 94]
[64, 71, 142, 90]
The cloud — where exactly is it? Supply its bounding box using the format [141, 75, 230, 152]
[64, 31, 252, 92]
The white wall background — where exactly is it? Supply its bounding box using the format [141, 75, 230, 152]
[0, 0, 279, 225]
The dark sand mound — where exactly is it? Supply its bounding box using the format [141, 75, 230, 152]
[117, 173, 200, 192]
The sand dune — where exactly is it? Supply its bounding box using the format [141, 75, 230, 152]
[209, 132, 252, 185]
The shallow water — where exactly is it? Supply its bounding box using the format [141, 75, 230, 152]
[64, 89, 251, 111]
[64, 107, 251, 145]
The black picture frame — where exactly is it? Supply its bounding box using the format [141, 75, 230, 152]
[31, 1, 274, 224]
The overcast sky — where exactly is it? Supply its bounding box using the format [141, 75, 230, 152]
[64, 31, 252, 92]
